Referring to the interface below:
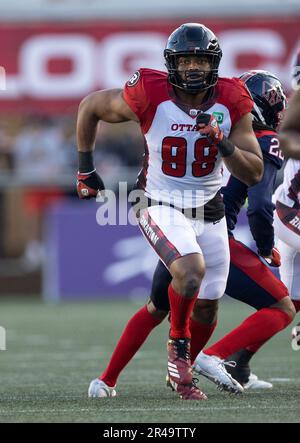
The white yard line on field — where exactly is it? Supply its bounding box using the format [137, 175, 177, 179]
[1, 405, 300, 415]
[269, 378, 297, 382]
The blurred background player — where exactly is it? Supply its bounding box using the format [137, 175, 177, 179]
[87, 70, 295, 397]
[275, 57, 300, 349]
[291, 49, 300, 91]
[77, 23, 263, 400]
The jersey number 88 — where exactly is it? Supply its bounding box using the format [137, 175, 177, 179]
[161, 136, 218, 178]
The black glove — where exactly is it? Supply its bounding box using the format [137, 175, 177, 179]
[196, 112, 224, 144]
[196, 112, 235, 157]
[76, 170, 105, 199]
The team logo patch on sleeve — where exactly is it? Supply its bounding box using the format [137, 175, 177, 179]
[127, 71, 140, 87]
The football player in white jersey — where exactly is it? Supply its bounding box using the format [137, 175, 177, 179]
[84, 70, 295, 400]
[276, 78, 300, 346]
[76, 23, 263, 400]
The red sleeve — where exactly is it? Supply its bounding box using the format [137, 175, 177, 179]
[123, 70, 150, 121]
[231, 78, 254, 126]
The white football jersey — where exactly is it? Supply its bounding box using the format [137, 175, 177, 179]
[124, 69, 253, 209]
[276, 158, 300, 208]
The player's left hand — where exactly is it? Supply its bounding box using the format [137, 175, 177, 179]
[196, 112, 224, 144]
[260, 247, 281, 267]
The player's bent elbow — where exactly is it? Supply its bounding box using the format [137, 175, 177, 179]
[79, 90, 104, 112]
[77, 93, 102, 125]
[78, 94, 93, 114]
[247, 177, 261, 187]
[253, 161, 264, 184]
[245, 169, 263, 187]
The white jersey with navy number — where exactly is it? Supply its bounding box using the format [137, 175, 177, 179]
[276, 158, 300, 208]
[274, 159, 300, 301]
[123, 69, 253, 209]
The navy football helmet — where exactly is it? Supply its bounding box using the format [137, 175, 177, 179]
[164, 23, 222, 94]
[239, 70, 287, 130]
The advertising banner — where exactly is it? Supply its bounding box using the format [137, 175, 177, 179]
[44, 200, 158, 301]
[0, 17, 299, 114]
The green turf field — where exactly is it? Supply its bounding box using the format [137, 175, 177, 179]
[0, 298, 299, 423]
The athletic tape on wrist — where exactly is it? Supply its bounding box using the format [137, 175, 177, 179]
[217, 137, 235, 157]
[78, 151, 95, 173]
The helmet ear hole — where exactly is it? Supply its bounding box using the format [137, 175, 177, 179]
[164, 23, 222, 94]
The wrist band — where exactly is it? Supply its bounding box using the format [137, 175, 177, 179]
[77, 169, 96, 175]
[217, 137, 235, 157]
[78, 151, 95, 173]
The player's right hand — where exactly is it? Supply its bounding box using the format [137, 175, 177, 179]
[76, 170, 105, 199]
[196, 112, 224, 144]
[260, 247, 281, 267]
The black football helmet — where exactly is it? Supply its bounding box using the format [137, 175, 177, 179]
[239, 70, 287, 130]
[164, 23, 222, 94]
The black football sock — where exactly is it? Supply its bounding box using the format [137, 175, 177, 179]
[225, 348, 255, 385]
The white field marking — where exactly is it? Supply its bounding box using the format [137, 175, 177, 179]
[1, 398, 87, 402]
[133, 351, 157, 360]
[1, 363, 93, 370]
[131, 351, 166, 360]
[1, 405, 300, 415]
[5, 332, 101, 351]
[269, 378, 297, 382]
[2, 350, 106, 360]
[2, 347, 157, 360]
